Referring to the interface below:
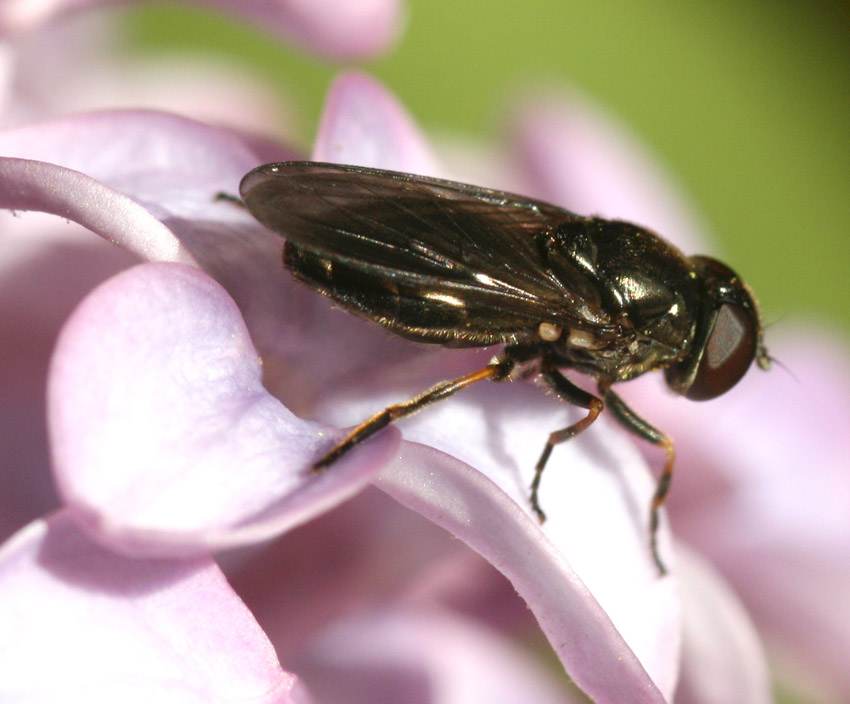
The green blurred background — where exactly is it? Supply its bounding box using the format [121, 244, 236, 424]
[131, 0, 850, 342]
[130, 0, 850, 343]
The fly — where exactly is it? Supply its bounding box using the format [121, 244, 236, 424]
[238, 161, 771, 575]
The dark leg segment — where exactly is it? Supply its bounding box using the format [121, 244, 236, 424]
[312, 357, 515, 471]
[530, 366, 604, 523]
[601, 387, 674, 576]
[214, 192, 245, 207]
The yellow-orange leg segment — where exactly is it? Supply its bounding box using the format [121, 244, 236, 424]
[312, 358, 514, 471]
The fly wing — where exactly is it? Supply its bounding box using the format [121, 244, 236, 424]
[240, 162, 612, 346]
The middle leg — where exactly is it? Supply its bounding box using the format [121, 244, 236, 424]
[531, 365, 604, 522]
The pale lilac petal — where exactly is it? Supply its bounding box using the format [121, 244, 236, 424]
[298, 607, 583, 704]
[312, 71, 440, 174]
[629, 323, 850, 700]
[0, 41, 12, 116]
[0, 511, 305, 703]
[510, 92, 710, 253]
[227, 448, 677, 701]
[0, 110, 286, 218]
[0, 111, 396, 473]
[0, 110, 303, 364]
[0, 219, 138, 542]
[225, 486, 509, 659]
[0, 0, 404, 60]
[297, 275, 681, 695]
[48, 263, 397, 555]
[4, 14, 288, 130]
[656, 325, 850, 555]
[674, 546, 771, 704]
[723, 547, 850, 704]
[0, 157, 194, 263]
[0, 110, 294, 282]
[211, 0, 406, 59]
[376, 443, 678, 702]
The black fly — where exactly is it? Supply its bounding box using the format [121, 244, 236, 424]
[239, 161, 770, 575]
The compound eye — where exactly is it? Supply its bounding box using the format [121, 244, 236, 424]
[685, 303, 757, 400]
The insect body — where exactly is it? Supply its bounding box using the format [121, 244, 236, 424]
[240, 161, 770, 574]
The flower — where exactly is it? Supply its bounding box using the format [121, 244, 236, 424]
[2, 6, 846, 703]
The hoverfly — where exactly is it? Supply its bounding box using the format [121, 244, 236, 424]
[239, 161, 770, 574]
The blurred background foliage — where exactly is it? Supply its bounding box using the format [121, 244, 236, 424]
[128, 1, 849, 339]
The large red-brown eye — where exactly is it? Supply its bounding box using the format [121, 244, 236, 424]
[685, 302, 757, 400]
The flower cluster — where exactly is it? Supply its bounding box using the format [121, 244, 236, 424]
[1, 2, 848, 703]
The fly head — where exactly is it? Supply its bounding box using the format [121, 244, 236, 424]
[664, 256, 769, 400]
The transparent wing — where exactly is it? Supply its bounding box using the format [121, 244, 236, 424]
[240, 162, 612, 346]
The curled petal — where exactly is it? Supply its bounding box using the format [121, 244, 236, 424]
[0, 110, 300, 361]
[0, 157, 193, 263]
[312, 71, 440, 175]
[0, 511, 305, 703]
[0, 110, 287, 219]
[48, 262, 397, 555]
[376, 441, 678, 702]
[0, 110, 297, 280]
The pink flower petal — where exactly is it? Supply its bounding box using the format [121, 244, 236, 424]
[48, 262, 397, 555]
[675, 546, 771, 704]
[0, 110, 302, 366]
[649, 324, 850, 701]
[0, 110, 298, 299]
[0, 510, 305, 703]
[310, 351, 680, 689]
[377, 443, 678, 702]
[739, 547, 850, 703]
[312, 71, 440, 174]
[223, 485, 519, 661]
[0, 0, 404, 60]
[0, 221, 138, 542]
[297, 607, 584, 704]
[0, 110, 283, 542]
[4, 14, 290, 130]
[509, 92, 710, 254]
[0, 156, 194, 263]
[217, 0, 406, 60]
[0, 110, 288, 216]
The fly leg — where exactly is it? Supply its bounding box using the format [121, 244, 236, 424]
[214, 192, 245, 207]
[531, 366, 604, 523]
[601, 387, 674, 576]
[312, 356, 515, 471]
